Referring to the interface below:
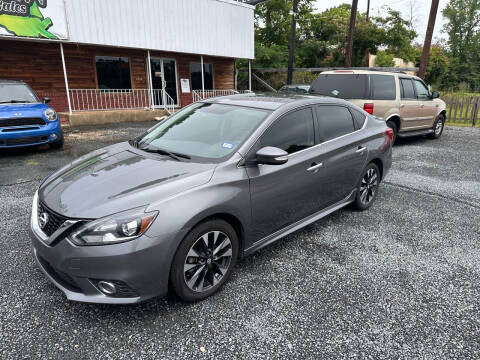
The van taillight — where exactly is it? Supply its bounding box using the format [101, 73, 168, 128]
[363, 103, 374, 114]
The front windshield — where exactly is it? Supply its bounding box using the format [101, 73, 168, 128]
[0, 83, 39, 103]
[137, 103, 271, 160]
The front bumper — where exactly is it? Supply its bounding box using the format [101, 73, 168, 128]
[0, 120, 61, 148]
[29, 224, 176, 304]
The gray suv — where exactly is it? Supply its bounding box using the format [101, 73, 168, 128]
[30, 94, 392, 303]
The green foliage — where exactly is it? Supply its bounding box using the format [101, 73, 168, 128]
[374, 51, 394, 67]
[442, 0, 480, 91]
[251, 3, 417, 70]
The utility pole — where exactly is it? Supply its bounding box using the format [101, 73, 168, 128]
[287, 0, 299, 85]
[345, 0, 358, 68]
[365, 0, 371, 67]
[418, 0, 439, 79]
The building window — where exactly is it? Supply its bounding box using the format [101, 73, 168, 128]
[190, 62, 213, 90]
[95, 56, 132, 90]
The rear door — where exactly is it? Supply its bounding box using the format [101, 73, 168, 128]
[247, 107, 323, 240]
[368, 74, 397, 118]
[314, 105, 368, 206]
[399, 77, 421, 130]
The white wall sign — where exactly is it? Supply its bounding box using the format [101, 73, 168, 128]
[180, 78, 190, 93]
[0, 0, 68, 39]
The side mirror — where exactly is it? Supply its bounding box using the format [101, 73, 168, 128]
[431, 91, 440, 99]
[43, 97, 51, 104]
[256, 146, 288, 165]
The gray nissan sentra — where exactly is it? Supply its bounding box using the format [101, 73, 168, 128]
[30, 93, 393, 304]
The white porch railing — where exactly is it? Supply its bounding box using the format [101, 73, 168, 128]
[69, 89, 176, 114]
[192, 89, 251, 102]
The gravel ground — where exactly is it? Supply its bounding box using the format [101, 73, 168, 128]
[0, 124, 479, 359]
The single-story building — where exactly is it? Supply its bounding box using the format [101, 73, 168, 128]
[0, 0, 254, 125]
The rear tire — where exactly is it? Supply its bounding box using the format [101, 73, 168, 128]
[352, 163, 380, 211]
[386, 120, 398, 145]
[170, 219, 239, 302]
[428, 114, 445, 139]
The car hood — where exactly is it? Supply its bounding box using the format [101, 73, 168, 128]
[0, 103, 49, 118]
[39, 142, 216, 218]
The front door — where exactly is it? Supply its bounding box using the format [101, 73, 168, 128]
[150, 58, 178, 106]
[413, 79, 437, 128]
[246, 107, 321, 240]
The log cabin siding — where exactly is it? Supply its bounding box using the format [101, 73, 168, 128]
[0, 39, 235, 112]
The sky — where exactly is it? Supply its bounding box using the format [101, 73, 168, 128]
[314, 0, 448, 43]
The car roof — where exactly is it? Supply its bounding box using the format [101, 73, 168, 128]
[202, 92, 351, 110]
[0, 79, 25, 84]
[320, 69, 418, 78]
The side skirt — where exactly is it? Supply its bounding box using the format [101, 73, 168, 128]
[244, 189, 357, 256]
[397, 129, 434, 138]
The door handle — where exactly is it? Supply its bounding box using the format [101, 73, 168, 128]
[307, 162, 323, 172]
[420, 104, 425, 108]
[400, 104, 405, 108]
[356, 146, 366, 153]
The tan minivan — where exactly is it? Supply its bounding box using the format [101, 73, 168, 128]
[309, 70, 447, 143]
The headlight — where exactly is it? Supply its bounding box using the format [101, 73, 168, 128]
[69, 208, 158, 246]
[44, 108, 57, 121]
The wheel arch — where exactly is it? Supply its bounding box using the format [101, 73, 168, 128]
[385, 114, 401, 130]
[369, 158, 384, 181]
[184, 212, 246, 257]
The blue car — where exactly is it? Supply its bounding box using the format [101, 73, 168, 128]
[0, 80, 63, 149]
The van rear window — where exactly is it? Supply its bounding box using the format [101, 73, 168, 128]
[309, 74, 369, 99]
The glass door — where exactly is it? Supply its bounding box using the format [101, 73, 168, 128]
[149, 58, 178, 107]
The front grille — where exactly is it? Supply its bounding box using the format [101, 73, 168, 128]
[37, 255, 81, 292]
[1, 135, 49, 146]
[38, 202, 68, 237]
[92, 279, 139, 298]
[0, 117, 46, 127]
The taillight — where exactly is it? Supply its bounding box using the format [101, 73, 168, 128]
[385, 127, 394, 142]
[363, 103, 374, 114]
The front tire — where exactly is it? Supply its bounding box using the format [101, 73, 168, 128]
[428, 114, 445, 139]
[352, 163, 380, 211]
[170, 219, 239, 302]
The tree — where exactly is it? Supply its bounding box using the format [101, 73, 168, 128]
[442, 0, 480, 90]
[345, 0, 359, 67]
[287, 0, 299, 84]
[375, 51, 394, 67]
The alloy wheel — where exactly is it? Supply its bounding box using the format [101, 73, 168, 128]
[435, 119, 444, 135]
[183, 231, 233, 292]
[359, 168, 378, 205]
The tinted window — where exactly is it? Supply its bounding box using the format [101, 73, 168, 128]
[370, 75, 396, 100]
[309, 74, 369, 99]
[190, 62, 213, 90]
[350, 108, 367, 129]
[400, 78, 415, 99]
[95, 56, 131, 90]
[316, 106, 355, 142]
[260, 108, 315, 154]
[413, 80, 430, 100]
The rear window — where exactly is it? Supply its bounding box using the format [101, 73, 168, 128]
[350, 108, 367, 129]
[400, 78, 415, 99]
[309, 74, 369, 99]
[370, 75, 396, 100]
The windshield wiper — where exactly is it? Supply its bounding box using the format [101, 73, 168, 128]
[140, 146, 191, 161]
[0, 100, 33, 104]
